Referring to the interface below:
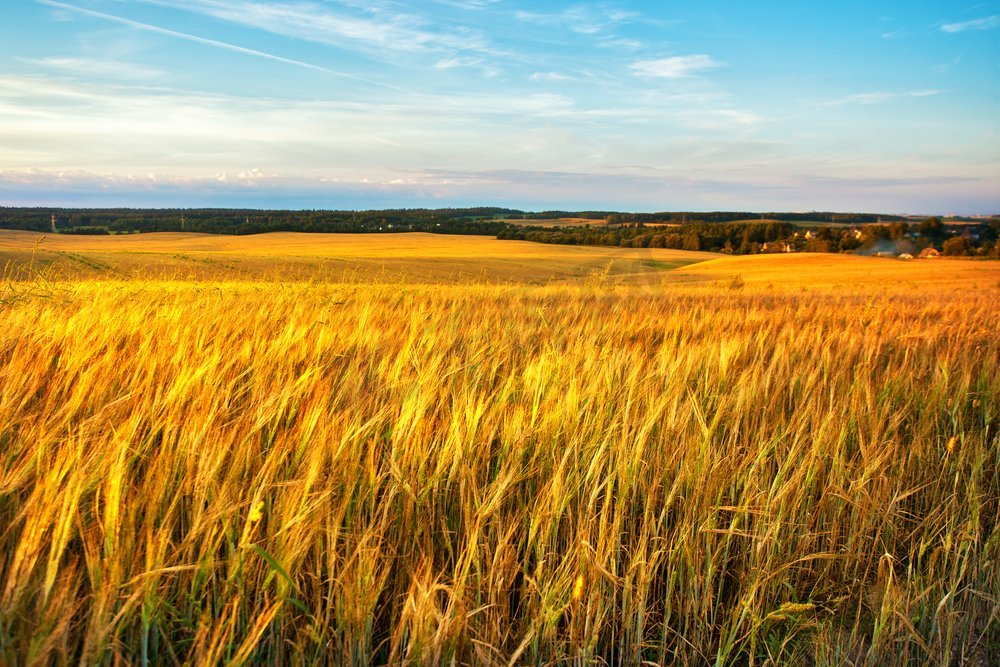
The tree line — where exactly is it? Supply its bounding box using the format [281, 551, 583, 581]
[0, 207, 520, 236]
[505, 211, 913, 224]
[1, 207, 996, 257]
[499, 218, 1000, 257]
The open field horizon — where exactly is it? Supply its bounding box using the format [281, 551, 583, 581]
[1, 231, 997, 664]
[3, 230, 998, 290]
[0, 230, 717, 284]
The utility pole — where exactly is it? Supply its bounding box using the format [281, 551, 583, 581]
[180, 213, 186, 231]
[51, 213, 57, 233]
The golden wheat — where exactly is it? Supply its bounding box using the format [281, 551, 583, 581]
[0, 254, 997, 664]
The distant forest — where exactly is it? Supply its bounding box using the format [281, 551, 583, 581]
[0, 207, 517, 236]
[503, 210, 913, 224]
[501, 218, 1000, 257]
[1, 206, 997, 256]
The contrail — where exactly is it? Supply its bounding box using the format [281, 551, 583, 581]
[37, 0, 333, 75]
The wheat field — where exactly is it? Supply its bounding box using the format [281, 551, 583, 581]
[0, 230, 713, 284]
[0, 233, 998, 665]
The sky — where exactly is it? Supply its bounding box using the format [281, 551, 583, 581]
[0, 0, 998, 213]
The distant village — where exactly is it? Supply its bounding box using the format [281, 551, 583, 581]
[502, 215, 999, 258]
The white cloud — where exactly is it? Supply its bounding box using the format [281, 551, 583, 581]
[134, 0, 496, 59]
[941, 15, 1000, 33]
[432, 0, 500, 8]
[434, 55, 500, 77]
[529, 71, 573, 83]
[0, 74, 587, 176]
[817, 90, 946, 106]
[515, 7, 636, 35]
[599, 37, 643, 51]
[17, 56, 165, 80]
[37, 0, 333, 74]
[4, 165, 992, 214]
[673, 109, 763, 128]
[630, 55, 721, 79]
[435, 56, 483, 69]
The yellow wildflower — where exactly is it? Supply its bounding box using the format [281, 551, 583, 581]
[248, 500, 265, 523]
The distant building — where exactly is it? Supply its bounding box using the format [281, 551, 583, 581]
[918, 247, 941, 259]
[898, 253, 914, 260]
[760, 241, 795, 253]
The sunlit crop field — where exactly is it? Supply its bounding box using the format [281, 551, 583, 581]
[0, 230, 713, 284]
[1, 234, 997, 665]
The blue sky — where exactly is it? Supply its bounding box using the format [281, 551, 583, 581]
[0, 0, 997, 213]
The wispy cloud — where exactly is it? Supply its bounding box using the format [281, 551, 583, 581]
[817, 89, 946, 106]
[0, 166, 752, 207]
[17, 56, 165, 80]
[36, 0, 332, 73]
[5, 166, 991, 213]
[434, 55, 499, 77]
[598, 37, 643, 51]
[432, 0, 500, 9]
[435, 56, 481, 69]
[673, 109, 763, 129]
[932, 55, 963, 74]
[0, 73, 591, 176]
[134, 0, 496, 60]
[630, 55, 722, 79]
[529, 71, 574, 83]
[799, 174, 983, 188]
[941, 15, 1000, 33]
[515, 7, 636, 35]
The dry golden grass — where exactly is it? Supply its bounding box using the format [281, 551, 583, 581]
[0, 233, 997, 664]
[0, 230, 712, 284]
[674, 252, 1000, 292]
